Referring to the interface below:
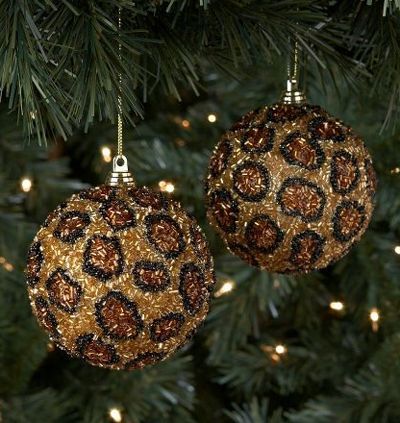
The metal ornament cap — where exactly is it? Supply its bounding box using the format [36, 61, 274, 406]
[106, 155, 135, 187]
[281, 79, 306, 105]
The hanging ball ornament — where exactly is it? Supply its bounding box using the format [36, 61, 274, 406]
[26, 156, 215, 370]
[205, 79, 377, 274]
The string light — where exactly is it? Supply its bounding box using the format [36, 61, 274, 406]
[260, 344, 287, 363]
[20, 177, 33, 193]
[3, 262, 13, 272]
[391, 167, 400, 174]
[370, 308, 379, 322]
[101, 146, 112, 163]
[369, 307, 380, 332]
[275, 344, 287, 355]
[329, 301, 344, 311]
[394, 246, 400, 255]
[181, 119, 190, 128]
[158, 180, 175, 193]
[0, 256, 14, 272]
[109, 408, 123, 423]
[207, 113, 217, 123]
[214, 280, 235, 297]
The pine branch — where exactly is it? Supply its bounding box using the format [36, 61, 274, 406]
[225, 398, 284, 423]
[286, 335, 400, 422]
[2, 1, 399, 143]
[2, 389, 74, 423]
[205, 263, 296, 363]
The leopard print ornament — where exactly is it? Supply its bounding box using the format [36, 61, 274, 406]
[26, 184, 215, 370]
[205, 103, 377, 274]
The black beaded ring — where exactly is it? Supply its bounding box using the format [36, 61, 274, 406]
[209, 189, 240, 233]
[53, 211, 91, 244]
[76, 333, 120, 365]
[332, 200, 366, 243]
[145, 214, 186, 259]
[280, 131, 325, 170]
[46, 268, 83, 313]
[100, 199, 136, 231]
[276, 177, 326, 223]
[95, 291, 144, 340]
[26, 241, 44, 286]
[149, 312, 185, 343]
[289, 230, 325, 268]
[83, 235, 124, 281]
[179, 262, 207, 315]
[245, 214, 284, 254]
[330, 150, 360, 195]
[132, 260, 171, 292]
[232, 160, 270, 202]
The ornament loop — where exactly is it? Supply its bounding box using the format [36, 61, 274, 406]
[106, 155, 135, 187]
[281, 78, 306, 104]
[113, 155, 129, 172]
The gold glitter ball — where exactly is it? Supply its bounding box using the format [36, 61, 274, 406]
[26, 185, 215, 370]
[205, 103, 377, 273]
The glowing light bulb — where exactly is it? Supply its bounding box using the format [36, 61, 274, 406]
[0, 257, 14, 272]
[275, 344, 287, 355]
[3, 262, 13, 272]
[158, 180, 175, 193]
[214, 280, 235, 297]
[330, 301, 344, 311]
[181, 119, 190, 128]
[391, 167, 400, 174]
[207, 114, 217, 123]
[394, 246, 400, 255]
[370, 308, 379, 322]
[109, 408, 122, 422]
[369, 307, 380, 332]
[21, 177, 33, 193]
[101, 146, 112, 163]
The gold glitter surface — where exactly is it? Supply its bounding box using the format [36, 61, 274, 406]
[26, 185, 215, 370]
[206, 103, 376, 273]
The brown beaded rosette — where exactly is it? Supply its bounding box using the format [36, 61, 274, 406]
[205, 103, 377, 273]
[26, 185, 215, 370]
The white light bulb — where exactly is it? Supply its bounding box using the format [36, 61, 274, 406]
[330, 301, 344, 311]
[109, 408, 122, 422]
[158, 180, 175, 193]
[181, 119, 190, 128]
[370, 308, 379, 322]
[207, 114, 217, 123]
[21, 177, 33, 193]
[275, 344, 286, 355]
[101, 146, 112, 163]
[214, 280, 235, 297]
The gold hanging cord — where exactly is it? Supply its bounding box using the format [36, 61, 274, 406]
[288, 39, 299, 82]
[117, 7, 123, 157]
[281, 37, 306, 104]
[106, 6, 135, 187]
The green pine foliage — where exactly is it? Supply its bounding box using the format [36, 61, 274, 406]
[1, 1, 400, 422]
[1, 1, 400, 144]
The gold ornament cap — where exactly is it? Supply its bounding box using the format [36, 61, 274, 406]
[106, 155, 135, 187]
[280, 78, 306, 104]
